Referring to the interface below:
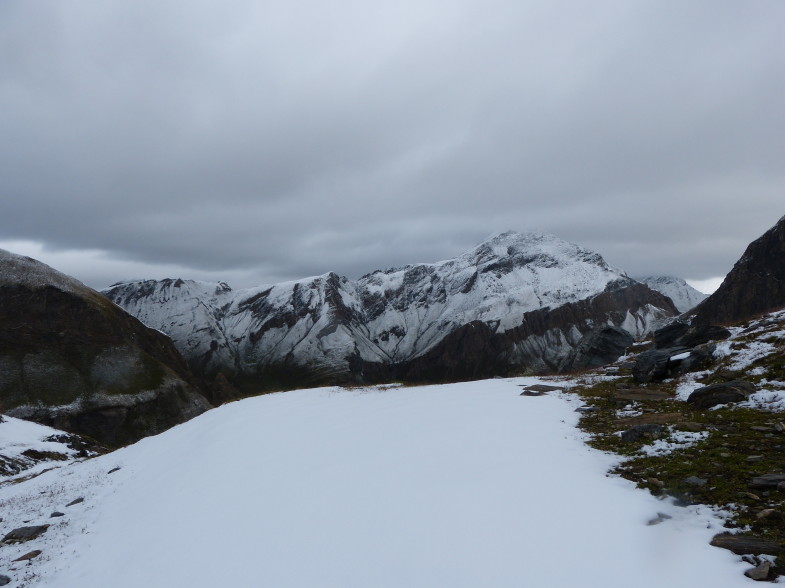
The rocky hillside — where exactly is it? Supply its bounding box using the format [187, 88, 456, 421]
[636, 275, 708, 313]
[0, 249, 211, 447]
[570, 306, 785, 581]
[104, 232, 678, 392]
[692, 215, 785, 325]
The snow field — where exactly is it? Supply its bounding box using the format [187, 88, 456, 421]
[2, 379, 754, 587]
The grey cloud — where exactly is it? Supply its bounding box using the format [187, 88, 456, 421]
[1, 0, 784, 289]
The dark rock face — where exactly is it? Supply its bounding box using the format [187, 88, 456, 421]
[631, 343, 719, 384]
[632, 349, 682, 383]
[654, 322, 730, 349]
[745, 560, 772, 581]
[671, 344, 716, 375]
[653, 321, 690, 348]
[0, 250, 211, 446]
[559, 326, 634, 372]
[376, 283, 677, 384]
[686, 381, 756, 409]
[693, 215, 785, 325]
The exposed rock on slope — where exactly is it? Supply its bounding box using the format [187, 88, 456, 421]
[636, 276, 708, 313]
[692, 215, 785, 325]
[0, 250, 211, 446]
[104, 232, 678, 391]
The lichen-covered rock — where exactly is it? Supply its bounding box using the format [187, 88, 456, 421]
[653, 321, 730, 349]
[0, 249, 211, 446]
[686, 380, 755, 409]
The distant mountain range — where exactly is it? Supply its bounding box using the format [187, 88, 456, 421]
[104, 231, 680, 393]
[4, 219, 785, 445]
[636, 275, 708, 313]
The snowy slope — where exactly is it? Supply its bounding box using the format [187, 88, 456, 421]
[104, 232, 676, 387]
[0, 417, 97, 479]
[358, 231, 638, 360]
[103, 278, 237, 376]
[637, 275, 708, 313]
[0, 379, 751, 587]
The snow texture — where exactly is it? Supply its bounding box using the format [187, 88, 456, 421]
[637, 275, 709, 313]
[0, 248, 92, 297]
[0, 379, 752, 587]
[0, 417, 84, 479]
[638, 430, 710, 457]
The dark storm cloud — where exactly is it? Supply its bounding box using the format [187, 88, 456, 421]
[1, 0, 784, 289]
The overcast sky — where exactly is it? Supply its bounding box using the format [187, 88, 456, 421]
[1, 0, 783, 293]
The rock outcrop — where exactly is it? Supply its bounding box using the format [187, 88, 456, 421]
[692, 215, 785, 325]
[104, 232, 678, 392]
[0, 249, 211, 446]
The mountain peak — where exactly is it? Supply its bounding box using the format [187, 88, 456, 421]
[636, 275, 708, 313]
[467, 230, 611, 273]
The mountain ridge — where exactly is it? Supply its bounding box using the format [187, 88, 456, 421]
[104, 231, 678, 392]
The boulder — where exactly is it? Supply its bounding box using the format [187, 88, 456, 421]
[710, 533, 785, 555]
[745, 560, 772, 581]
[520, 384, 564, 392]
[13, 550, 42, 562]
[686, 380, 755, 409]
[559, 326, 634, 372]
[2, 525, 49, 544]
[749, 473, 785, 490]
[632, 348, 686, 383]
[620, 424, 664, 443]
[653, 321, 690, 348]
[680, 325, 731, 347]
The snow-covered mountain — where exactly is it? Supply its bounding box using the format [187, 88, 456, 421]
[104, 232, 678, 391]
[636, 275, 709, 313]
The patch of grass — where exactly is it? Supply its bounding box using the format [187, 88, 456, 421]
[570, 374, 785, 549]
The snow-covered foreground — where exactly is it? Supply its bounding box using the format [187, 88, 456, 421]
[1, 379, 754, 587]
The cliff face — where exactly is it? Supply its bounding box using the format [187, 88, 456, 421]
[0, 250, 211, 447]
[692, 216, 785, 325]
